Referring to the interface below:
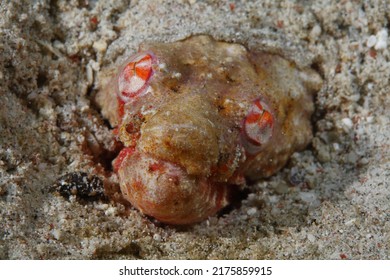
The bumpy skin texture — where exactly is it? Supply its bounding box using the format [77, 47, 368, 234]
[96, 36, 322, 224]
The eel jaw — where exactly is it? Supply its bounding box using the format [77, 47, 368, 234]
[116, 150, 230, 225]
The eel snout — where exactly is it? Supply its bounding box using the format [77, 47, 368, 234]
[118, 150, 229, 225]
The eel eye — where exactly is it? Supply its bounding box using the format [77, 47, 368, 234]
[117, 51, 156, 102]
[243, 99, 274, 148]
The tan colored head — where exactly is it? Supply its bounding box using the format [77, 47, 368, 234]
[97, 35, 322, 224]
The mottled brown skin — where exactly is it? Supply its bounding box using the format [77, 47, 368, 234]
[97, 36, 322, 224]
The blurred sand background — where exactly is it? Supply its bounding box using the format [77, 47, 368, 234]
[0, 0, 389, 259]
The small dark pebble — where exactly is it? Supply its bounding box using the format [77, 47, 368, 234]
[288, 167, 305, 186]
[289, 173, 303, 186]
[53, 172, 104, 200]
[0, 185, 7, 196]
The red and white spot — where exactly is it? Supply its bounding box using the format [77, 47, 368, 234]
[242, 99, 274, 148]
[117, 52, 156, 103]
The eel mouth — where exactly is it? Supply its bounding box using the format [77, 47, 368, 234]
[115, 149, 230, 225]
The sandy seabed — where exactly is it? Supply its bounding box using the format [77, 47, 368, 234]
[0, 0, 389, 259]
